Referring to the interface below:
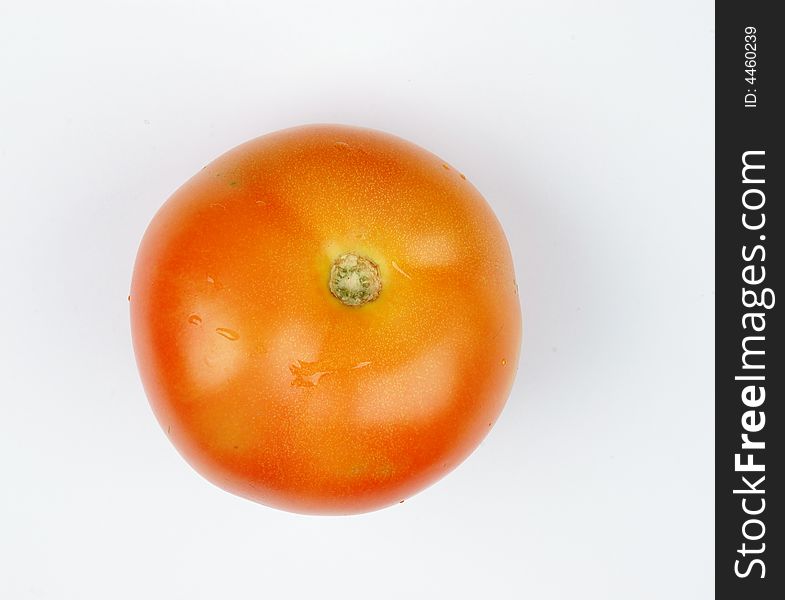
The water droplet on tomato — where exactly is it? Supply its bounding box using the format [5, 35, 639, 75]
[188, 314, 202, 325]
[215, 327, 239, 341]
[290, 360, 332, 386]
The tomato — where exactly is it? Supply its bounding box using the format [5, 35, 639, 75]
[130, 124, 521, 515]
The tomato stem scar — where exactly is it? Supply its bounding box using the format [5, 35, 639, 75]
[329, 253, 382, 307]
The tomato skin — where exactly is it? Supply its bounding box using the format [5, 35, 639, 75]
[131, 124, 521, 515]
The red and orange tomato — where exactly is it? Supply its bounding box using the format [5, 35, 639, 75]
[130, 124, 521, 514]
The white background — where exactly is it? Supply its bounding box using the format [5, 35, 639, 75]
[0, 1, 714, 598]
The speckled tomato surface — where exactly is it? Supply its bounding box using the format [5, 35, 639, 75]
[130, 124, 521, 515]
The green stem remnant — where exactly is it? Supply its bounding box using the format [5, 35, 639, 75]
[329, 253, 382, 307]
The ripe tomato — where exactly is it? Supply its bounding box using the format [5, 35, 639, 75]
[130, 125, 521, 514]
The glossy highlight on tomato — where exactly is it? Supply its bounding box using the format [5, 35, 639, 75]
[130, 124, 521, 515]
